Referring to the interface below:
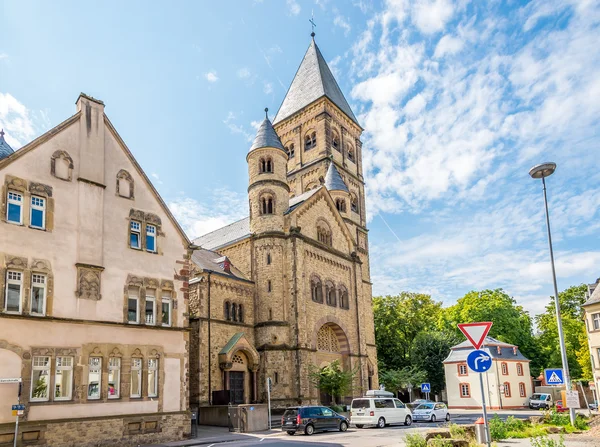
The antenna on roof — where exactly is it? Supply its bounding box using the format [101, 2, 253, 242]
[309, 11, 316, 39]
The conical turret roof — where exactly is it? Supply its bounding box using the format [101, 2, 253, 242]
[273, 39, 359, 126]
[249, 112, 285, 153]
[0, 129, 14, 160]
[324, 162, 349, 193]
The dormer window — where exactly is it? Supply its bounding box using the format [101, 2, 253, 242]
[305, 132, 316, 150]
[259, 157, 273, 173]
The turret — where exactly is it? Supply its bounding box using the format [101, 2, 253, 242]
[325, 160, 350, 216]
[247, 109, 289, 234]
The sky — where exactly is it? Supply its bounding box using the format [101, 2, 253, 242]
[1, 0, 599, 318]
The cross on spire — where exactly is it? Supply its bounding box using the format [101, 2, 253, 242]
[0, 129, 4, 138]
[309, 11, 316, 38]
[264, 107, 269, 119]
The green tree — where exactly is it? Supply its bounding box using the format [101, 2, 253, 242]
[308, 360, 358, 405]
[410, 331, 460, 395]
[373, 293, 442, 371]
[379, 366, 427, 401]
[440, 289, 540, 375]
[536, 284, 590, 380]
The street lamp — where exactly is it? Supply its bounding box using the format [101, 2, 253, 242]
[529, 162, 576, 425]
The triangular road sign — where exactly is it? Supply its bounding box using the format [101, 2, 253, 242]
[548, 372, 562, 383]
[458, 322, 493, 349]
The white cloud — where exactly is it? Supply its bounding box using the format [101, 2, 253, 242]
[151, 172, 163, 185]
[237, 67, 251, 79]
[204, 71, 219, 82]
[412, 0, 454, 34]
[0, 92, 51, 149]
[0, 53, 8, 60]
[263, 81, 273, 95]
[168, 188, 248, 240]
[433, 34, 463, 58]
[334, 14, 352, 36]
[286, 0, 301, 16]
[223, 111, 254, 142]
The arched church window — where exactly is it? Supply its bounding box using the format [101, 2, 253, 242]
[346, 144, 355, 162]
[311, 276, 323, 303]
[339, 286, 349, 309]
[317, 325, 341, 352]
[259, 157, 273, 174]
[351, 194, 359, 213]
[317, 223, 332, 246]
[286, 144, 295, 158]
[224, 301, 231, 321]
[231, 303, 237, 322]
[261, 196, 274, 215]
[336, 199, 346, 213]
[238, 304, 243, 323]
[332, 131, 340, 152]
[267, 253, 271, 265]
[325, 282, 337, 307]
[305, 131, 316, 150]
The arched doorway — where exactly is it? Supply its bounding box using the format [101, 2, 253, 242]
[314, 322, 350, 405]
[218, 333, 260, 404]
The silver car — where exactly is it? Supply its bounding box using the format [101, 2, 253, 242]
[412, 402, 450, 423]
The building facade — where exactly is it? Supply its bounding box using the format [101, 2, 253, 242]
[189, 36, 378, 408]
[0, 95, 191, 446]
[444, 337, 533, 409]
[583, 278, 600, 395]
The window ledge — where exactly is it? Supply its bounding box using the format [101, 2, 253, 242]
[29, 226, 46, 231]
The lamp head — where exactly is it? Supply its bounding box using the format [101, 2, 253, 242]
[529, 162, 556, 179]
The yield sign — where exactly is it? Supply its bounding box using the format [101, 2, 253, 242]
[458, 322, 493, 349]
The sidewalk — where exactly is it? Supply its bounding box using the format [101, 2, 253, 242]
[139, 425, 285, 447]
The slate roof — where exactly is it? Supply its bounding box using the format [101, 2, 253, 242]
[444, 337, 530, 363]
[285, 187, 322, 214]
[324, 163, 349, 193]
[0, 130, 14, 160]
[584, 278, 600, 306]
[193, 217, 251, 250]
[273, 39, 359, 126]
[249, 116, 285, 153]
[191, 247, 249, 281]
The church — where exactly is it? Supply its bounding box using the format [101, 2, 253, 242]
[188, 34, 378, 408]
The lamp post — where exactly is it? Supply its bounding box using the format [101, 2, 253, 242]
[529, 162, 576, 425]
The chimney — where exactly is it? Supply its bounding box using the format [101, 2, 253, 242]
[76, 93, 106, 185]
[223, 258, 231, 273]
[513, 347, 517, 356]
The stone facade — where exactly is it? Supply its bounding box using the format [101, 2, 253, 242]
[0, 94, 191, 446]
[189, 39, 378, 409]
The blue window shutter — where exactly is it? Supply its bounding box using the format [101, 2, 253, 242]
[147, 235, 155, 252]
[31, 209, 43, 228]
[7, 203, 21, 223]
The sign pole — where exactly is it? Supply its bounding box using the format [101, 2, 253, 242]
[479, 373, 491, 447]
[14, 380, 22, 447]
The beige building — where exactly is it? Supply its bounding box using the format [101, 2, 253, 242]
[0, 95, 192, 446]
[188, 36, 378, 408]
[583, 278, 600, 394]
[444, 337, 533, 409]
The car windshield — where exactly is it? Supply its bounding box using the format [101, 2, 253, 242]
[351, 399, 370, 409]
[416, 403, 434, 410]
[283, 409, 298, 418]
[531, 394, 544, 400]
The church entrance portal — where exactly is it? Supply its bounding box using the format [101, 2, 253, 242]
[229, 371, 245, 404]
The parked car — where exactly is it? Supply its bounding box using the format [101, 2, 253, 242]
[589, 401, 598, 411]
[350, 391, 412, 428]
[412, 402, 450, 423]
[555, 400, 567, 413]
[529, 393, 553, 410]
[408, 399, 433, 410]
[281, 406, 349, 436]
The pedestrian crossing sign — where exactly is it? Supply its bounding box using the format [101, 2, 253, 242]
[421, 383, 431, 393]
[544, 368, 564, 386]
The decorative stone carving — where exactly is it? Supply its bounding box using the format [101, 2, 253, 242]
[129, 209, 145, 221]
[126, 274, 144, 288]
[132, 348, 143, 358]
[110, 347, 123, 357]
[75, 264, 104, 301]
[144, 277, 160, 289]
[29, 182, 53, 198]
[160, 280, 174, 290]
[5, 255, 27, 270]
[116, 169, 134, 199]
[145, 212, 162, 226]
[5, 175, 27, 193]
[30, 259, 51, 273]
[51, 150, 74, 181]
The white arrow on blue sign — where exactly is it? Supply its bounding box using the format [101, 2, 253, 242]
[544, 369, 564, 385]
[421, 383, 430, 393]
[467, 349, 492, 373]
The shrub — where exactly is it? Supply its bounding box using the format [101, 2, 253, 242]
[504, 416, 526, 432]
[531, 434, 565, 447]
[405, 433, 427, 447]
[489, 415, 508, 441]
[449, 423, 468, 440]
[574, 415, 589, 430]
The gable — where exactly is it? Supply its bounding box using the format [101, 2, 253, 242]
[294, 189, 354, 254]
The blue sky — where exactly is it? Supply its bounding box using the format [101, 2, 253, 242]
[1, 0, 599, 316]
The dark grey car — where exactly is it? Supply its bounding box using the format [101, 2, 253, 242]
[282, 406, 349, 436]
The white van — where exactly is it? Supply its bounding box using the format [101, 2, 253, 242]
[350, 390, 412, 428]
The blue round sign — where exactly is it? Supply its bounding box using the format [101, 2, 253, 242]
[467, 349, 492, 373]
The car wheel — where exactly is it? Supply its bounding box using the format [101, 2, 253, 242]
[287, 431, 295, 435]
[340, 421, 348, 432]
[445, 413, 450, 421]
[431, 415, 437, 423]
[355, 424, 364, 428]
[377, 417, 386, 428]
[404, 415, 412, 426]
[305, 424, 315, 436]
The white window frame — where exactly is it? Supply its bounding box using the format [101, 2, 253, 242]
[501, 363, 508, 375]
[4, 270, 23, 314]
[108, 357, 121, 399]
[131, 358, 142, 398]
[7, 190, 23, 224]
[148, 359, 158, 398]
[31, 356, 51, 402]
[30, 195, 46, 230]
[519, 382, 526, 397]
[145, 294, 156, 325]
[30, 273, 47, 316]
[593, 313, 600, 330]
[87, 357, 102, 400]
[460, 383, 470, 397]
[146, 224, 157, 253]
[127, 291, 139, 324]
[161, 293, 172, 327]
[54, 356, 73, 401]
[130, 221, 141, 249]
[459, 364, 468, 376]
